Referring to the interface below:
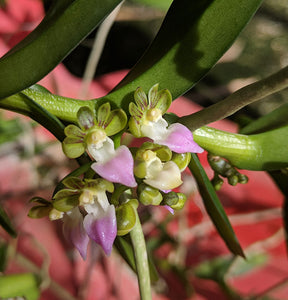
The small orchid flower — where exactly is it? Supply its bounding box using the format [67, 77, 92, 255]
[51, 177, 117, 257]
[62, 104, 136, 187]
[134, 144, 183, 191]
[129, 84, 204, 154]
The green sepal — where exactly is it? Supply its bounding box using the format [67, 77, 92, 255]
[138, 183, 163, 206]
[153, 89, 172, 114]
[171, 152, 191, 172]
[128, 115, 142, 137]
[85, 178, 114, 193]
[105, 108, 127, 136]
[116, 201, 137, 236]
[28, 206, 52, 219]
[62, 138, 86, 159]
[77, 106, 96, 130]
[53, 190, 79, 212]
[64, 124, 85, 138]
[62, 176, 85, 190]
[29, 196, 51, 205]
[28, 197, 52, 218]
[134, 86, 148, 110]
[97, 102, 111, 127]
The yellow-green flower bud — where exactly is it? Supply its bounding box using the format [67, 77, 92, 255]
[138, 183, 163, 206]
[170, 193, 187, 210]
[116, 201, 137, 236]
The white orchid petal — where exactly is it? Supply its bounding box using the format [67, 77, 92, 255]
[144, 161, 182, 190]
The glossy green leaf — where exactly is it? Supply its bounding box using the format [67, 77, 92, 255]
[0, 205, 17, 238]
[129, 0, 173, 11]
[106, 0, 263, 107]
[189, 154, 244, 257]
[0, 0, 122, 98]
[0, 273, 40, 300]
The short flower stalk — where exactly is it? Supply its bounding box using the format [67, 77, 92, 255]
[28, 84, 204, 300]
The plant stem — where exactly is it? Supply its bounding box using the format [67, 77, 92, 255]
[130, 213, 152, 300]
[180, 65, 288, 131]
[193, 125, 288, 171]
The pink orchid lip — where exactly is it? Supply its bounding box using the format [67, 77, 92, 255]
[83, 205, 117, 256]
[158, 123, 204, 154]
[91, 145, 137, 187]
[62, 209, 89, 259]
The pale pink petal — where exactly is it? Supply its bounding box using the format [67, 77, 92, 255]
[157, 123, 204, 154]
[62, 208, 89, 259]
[91, 145, 137, 187]
[83, 205, 117, 256]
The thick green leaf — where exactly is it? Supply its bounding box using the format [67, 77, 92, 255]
[105, 0, 263, 107]
[0, 0, 121, 99]
[0, 205, 17, 238]
[189, 154, 244, 257]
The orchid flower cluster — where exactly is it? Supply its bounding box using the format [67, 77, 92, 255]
[29, 84, 204, 258]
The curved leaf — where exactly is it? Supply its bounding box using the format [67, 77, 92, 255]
[0, 0, 121, 99]
[189, 154, 244, 257]
[0, 205, 17, 238]
[105, 0, 263, 106]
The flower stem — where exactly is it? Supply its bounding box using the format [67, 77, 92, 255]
[180, 65, 288, 131]
[130, 213, 152, 300]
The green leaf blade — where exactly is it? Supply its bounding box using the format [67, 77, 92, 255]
[0, 205, 17, 238]
[106, 0, 263, 106]
[0, 0, 122, 99]
[189, 154, 245, 257]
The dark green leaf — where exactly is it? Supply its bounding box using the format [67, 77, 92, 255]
[0, 0, 122, 98]
[0, 205, 17, 238]
[189, 154, 244, 257]
[105, 0, 263, 107]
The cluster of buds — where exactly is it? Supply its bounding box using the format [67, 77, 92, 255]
[29, 84, 204, 258]
[208, 153, 248, 190]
